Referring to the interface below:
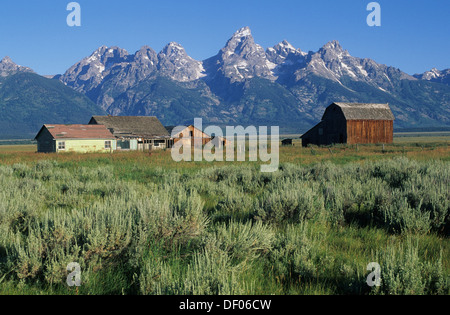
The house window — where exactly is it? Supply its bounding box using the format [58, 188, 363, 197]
[318, 128, 324, 136]
[58, 141, 65, 150]
[189, 131, 193, 137]
[105, 141, 112, 149]
[117, 140, 130, 150]
[154, 140, 165, 147]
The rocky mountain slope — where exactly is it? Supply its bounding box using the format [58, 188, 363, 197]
[0, 56, 34, 77]
[0, 57, 105, 139]
[414, 68, 450, 86]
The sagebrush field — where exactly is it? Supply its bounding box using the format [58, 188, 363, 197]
[0, 140, 449, 295]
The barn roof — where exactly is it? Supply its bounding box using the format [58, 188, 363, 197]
[329, 102, 395, 121]
[89, 116, 170, 138]
[35, 124, 115, 140]
[301, 121, 324, 139]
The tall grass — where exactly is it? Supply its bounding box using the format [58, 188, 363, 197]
[0, 156, 448, 295]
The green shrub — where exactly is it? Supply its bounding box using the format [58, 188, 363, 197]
[372, 240, 449, 295]
[268, 223, 317, 282]
[213, 186, 256, 222]
[205, 220, 274, 265]
[256, 182, 324, 224]
[182, 249, 245, 295]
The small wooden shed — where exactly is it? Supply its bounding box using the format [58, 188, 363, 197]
[301, 102, 395, 147]
[166, 125, 227, 148]
[281, 139, 293, 146]
[34, 124, 116, 153]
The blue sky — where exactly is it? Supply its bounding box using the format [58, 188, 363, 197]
[0, 0, 449, 76]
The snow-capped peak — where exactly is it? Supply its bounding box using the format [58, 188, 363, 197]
[0, 56, 14, 64]
[272, 40, 306, 56]
[322, 40, 344, 51]
[233, 26, 252, 38]
[158, 42, 206, 82]
[418, 68, 443, 80]
[430, 68, 442, 76]
[266, 40, 307, 68]
[167, 42, 185, 50]
[278, 40, 296, 51]
[203, 26, 276, 82]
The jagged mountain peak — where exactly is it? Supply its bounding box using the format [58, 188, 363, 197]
[203, 26, 275, 83]
[293, 39, 417, 89]
[267, 40, 307, 65]
[275, 40, 297, 52]
[223, 27, 259, 52]
[418, 68, 441, 79]
[84, 45, 130, 66]
[159, 42, 189, 57]
[0, 56, 34, 77]
[318, 40, 350, 60]
[1, 56, 14, 64]
[268, 40, 297, 57]
[157, 42, 205, 83]
[134, 46, 158, 63]
[233, 26, 252, 38]
[135, 45, 157, 56]
[322, 40, 343, 50]
[164, 41, 185, 50]
[138, 45, 153, 51]
[280, 39, 293, 46]
[414, 67, 450, 84]
[91, 45, 128, 56]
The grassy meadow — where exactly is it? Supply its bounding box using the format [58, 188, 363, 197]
[0, 135, 449, 295]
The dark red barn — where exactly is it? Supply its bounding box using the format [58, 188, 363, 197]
[301, 102, 395, 147]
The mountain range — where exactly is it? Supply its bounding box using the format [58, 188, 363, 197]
[1, 26, 449, 139]
[0, 56, 105, 139]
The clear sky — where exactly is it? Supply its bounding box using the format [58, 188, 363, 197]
[0, 0, 448, 76]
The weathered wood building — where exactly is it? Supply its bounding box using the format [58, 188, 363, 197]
[281, 138, 293, 146]
[166, 125, 227, 148]
[34, 124, 116, 153]
[89, 116, 173, 151]
[301, 102, 395, 147]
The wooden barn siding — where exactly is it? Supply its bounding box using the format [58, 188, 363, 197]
[36, 128, 56, 153]
[174, 137, 211, 146]
[173, 126, 212, 146]
[346, 120, 393, 144]
[324, 115, 347, 145]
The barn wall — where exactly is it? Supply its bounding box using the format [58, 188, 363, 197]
[173, 126, 212, 147]
[36, 128, 56, 153]
[301, 123, 322, 147]
[322, 106, 348, 145]
[346, 120, 393, 144]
